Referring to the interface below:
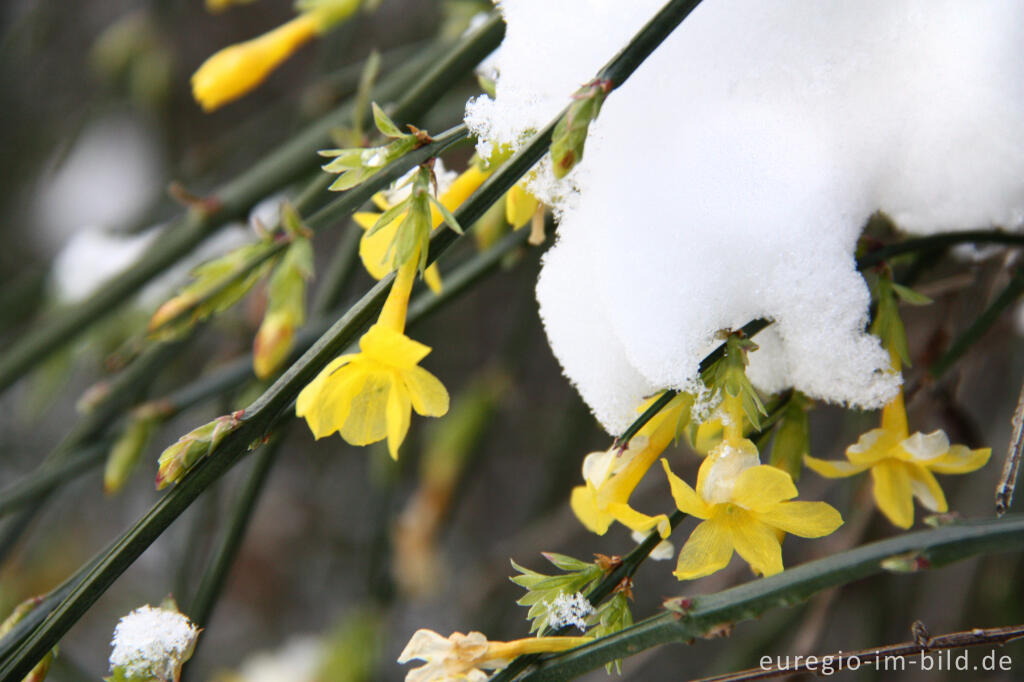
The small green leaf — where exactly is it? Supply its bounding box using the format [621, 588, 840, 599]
[371, 102, 405, 139]
[429, 195, 463, 234]
[892, 282, 933, 306]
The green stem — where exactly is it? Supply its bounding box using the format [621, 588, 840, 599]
[856, 230, 1024, 269]
[928, 269, 1024, 380]
[0, 0, 701, 672]
[490, 392, 791, 682]
[520, 516, 1024, 681]
[0, 340, 182, 532]
[0, 15, 505, 394]
[187, 436, 283, 630]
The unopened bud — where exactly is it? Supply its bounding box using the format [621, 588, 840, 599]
[148, 293, 198, 335]
[550, 79, 611, 178]
[105, 404, 168, 495]
[253, 311, 296, 379]
[155, 412, 242, 489]
[2, 596, 56, 682]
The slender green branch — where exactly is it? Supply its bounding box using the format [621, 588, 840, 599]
[489, 392, 792, 682]
[187, 436, 283, 630]
[0, 441, 108, 518]
[0, 340, 182, 523]
[520, 515, 1024, 681]
[0, 15, 505, 393]
[928, 269, 1024, 380]
[856, 229, 1024, 269]
[0, 2, 709, 674]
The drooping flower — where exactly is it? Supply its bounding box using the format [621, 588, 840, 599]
[295, 257, 449, 458]
[397, 629, 589, 682]
[804, 389, 990, 529]
[662, 444, 843, 580]
[191, 0, 360, 111]
[353, 163, 490, 292]
[570, 392, 691, 538]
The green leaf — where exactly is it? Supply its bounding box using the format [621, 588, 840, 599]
[769, 394, 809, 481]
[892, 282, 933, 306]
[429, 195, 464, 234]
[542, 552, 592, 572]
[372, 102, 405, 139]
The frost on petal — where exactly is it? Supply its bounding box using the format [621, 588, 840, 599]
[897, 430, 951, 462]
[480, 0, 1024, 432]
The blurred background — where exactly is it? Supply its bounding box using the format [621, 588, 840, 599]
[0, 1, 1022, 680]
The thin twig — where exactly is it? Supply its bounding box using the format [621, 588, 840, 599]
[928, 269, 1024, 380]
[856, 229, 1024, 269]
[691, 622, 1024, 682]
[0, 13, 505, 393]
[997, 378, 1024, 516]
[519, 516, 1024, 681]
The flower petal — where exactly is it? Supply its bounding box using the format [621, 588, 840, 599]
[358, 214, 401, 279]
[403, 365, 450, 417]
[424, 263, 443, 294]
[725, 509, 784, 576]
[906, 463, 948, 513]
[570, 484, 613, 535]
[732, 465, 798, 511]
[361, 324, 431, 368]
[803, 455, 870, 478]
[871, 459, 915, 529]
[673, 519, 734, 580]
[895, 430, 950, 462]
[337, 370, 391, 446]
[927, 445, 991, 474]
[607, 502, 671, 539]
[386, 378, 412, 459]
[845, 428, 898, 466]
[660, 459, 711, 519]
[757, 501, 843, 538]
[398, 629, 453, 663]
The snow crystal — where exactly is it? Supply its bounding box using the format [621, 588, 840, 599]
[547, 592, 593, 631]
[109, 605, 199, 680]
[469, 0, 1024, 432]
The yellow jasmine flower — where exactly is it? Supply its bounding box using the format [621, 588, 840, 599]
[504, 181, 539, 229]
[398, 629, 589, 682]
[570, 393, 691, 538]
[661, 444, 843, 580]
[191, 0, 359, 111]
[804, 390, 990, 529]
[354, 164, 491, 293]
[295, 258, 448, 458]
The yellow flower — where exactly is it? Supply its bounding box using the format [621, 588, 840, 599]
[570, 393, 691, 538]
[191, 1, 359, 111]
[804, 390, 990, 529]
[504, 181, 539, 229]
[354, 165, 491, 292]
[398, 629, 589, 682]
[296, 323, 448, 458]
[296, 257, 448, 458]
[662, 444, 843, 580]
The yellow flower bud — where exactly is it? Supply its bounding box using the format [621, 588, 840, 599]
[191, 13, 319, 112]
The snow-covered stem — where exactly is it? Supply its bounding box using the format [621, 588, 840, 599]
[517, 516, 1024, 681]
[856, 230, 1024, 269]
